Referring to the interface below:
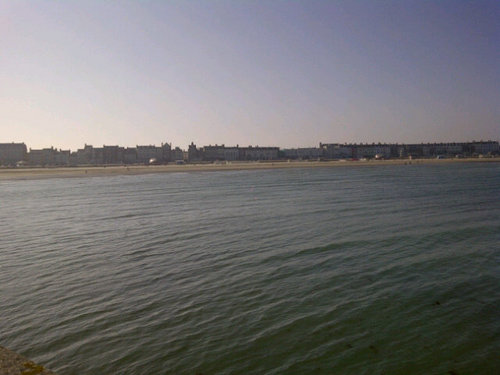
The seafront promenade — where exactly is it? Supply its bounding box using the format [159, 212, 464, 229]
[0, 346, 56, 375]
[0, 157, 498, 181]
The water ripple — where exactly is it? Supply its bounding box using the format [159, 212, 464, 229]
[1, 163, 499, 374]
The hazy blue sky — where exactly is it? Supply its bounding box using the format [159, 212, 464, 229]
[1, 0, 498, 150]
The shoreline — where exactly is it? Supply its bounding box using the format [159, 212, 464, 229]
[0, 158, 498, 181]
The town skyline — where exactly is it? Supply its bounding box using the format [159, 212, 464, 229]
[4, 120, 499, 154]
[3, 137, 500, 154]
[1, 139, 498, 167]
[2, 1, 499, 151]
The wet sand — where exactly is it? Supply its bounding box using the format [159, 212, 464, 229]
[0, 158, 498, 181]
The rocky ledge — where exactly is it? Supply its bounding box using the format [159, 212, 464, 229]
[0, 346, 56, 375]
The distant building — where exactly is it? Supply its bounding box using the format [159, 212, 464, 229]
[54, 150, 70, 165]
[189, 144, 279, 162]
[188, 142, 201, 162]
[123, 148, 138, 164]
[171, 147, 185, 161]
[27, 147, 71, 166]
[28, 147, 56, 166]
[136, 145, 163, 164]
[282, 147, 323, 159]
[0, 143, 27, 165]
[428, 143, 463, 156]
[223, 147, 240, 161]
[320, 143, 353, 159]
[161, 142, 173, 162]
[103, 145, 124, 164]
[92, 147, 104, 164]
[76, 144, 95, 165]
[355, 144, 391, 159]
[470, 141, 499, 155]
[320, 141, 500, 159]
[74, 144, 105, 165]
[202, 144, 227, 161]
[240, 146, 279, 160]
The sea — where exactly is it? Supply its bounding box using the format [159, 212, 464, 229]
[1, 162, 499, 375]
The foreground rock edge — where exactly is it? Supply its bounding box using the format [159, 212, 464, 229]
[0, 346, 57, 375]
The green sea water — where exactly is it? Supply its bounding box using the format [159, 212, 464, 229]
[1, 163, 499, 374]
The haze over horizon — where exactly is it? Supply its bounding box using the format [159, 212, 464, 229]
[1, 0, 499, 151]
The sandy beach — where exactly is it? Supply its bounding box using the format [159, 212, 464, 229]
[0, 158, 498, 181]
